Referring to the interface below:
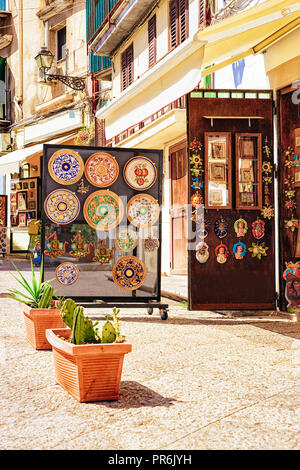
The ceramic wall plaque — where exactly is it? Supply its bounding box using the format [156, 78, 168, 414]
[83, 190, 124, 231]
[114, 228, 138, 252]
[44, 189, 80, 225]
[234, 218, 248, 237]
[123, 156, 157, 190]
[85, 152, 119, 188]
[48, 149, 84, 185]
[215, 243, 229, 263]
[196, 241, 209, 264]
[127, 194, 160, 228]
[214, 217, 228, 239]
[233, 242, 247, 260]
[55, 262, 80, 286]
[252, 219, 265, 239]
[112, 256, 146, 290]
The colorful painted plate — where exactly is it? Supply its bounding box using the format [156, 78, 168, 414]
[144, 237, 160, 251]
[55, 262, 80, 286]
[48, 149, 84, 185]
[127, 194, 160, 228]
[112, 255, 146, 291]
[83, 190, 124, 231]
[114, 228, 138, 252]
[44, 189, 80, 225]
[123, 156, 157, 191]
[85, 152, 119, 187]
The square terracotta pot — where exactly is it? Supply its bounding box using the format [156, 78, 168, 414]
[46, 328, 132, 402]
[22, 304, 66, 350]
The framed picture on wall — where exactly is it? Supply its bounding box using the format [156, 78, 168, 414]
[28, 201, 36, 210]
[29, 181, 35, 189]
[211, 142, 226, 159]
[23, 182, 28, 189]
[241, 168, 254, 183]
[11, 183, 16, 191]
[209, 162, 226, 183]
[16, 182, 22, 190]
[10, 203, 17, 213]
[10, 193, 16, 203]
[11, 215, 18, 226]
[209, 189, 223, 206]
[18, 212, 27, 227]
[17, 191, 27, 210]
[28, 189, 35, 201]
[239, 138, 255, 158]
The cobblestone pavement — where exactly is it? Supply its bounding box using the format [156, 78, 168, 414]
[0, 262, 299, 450]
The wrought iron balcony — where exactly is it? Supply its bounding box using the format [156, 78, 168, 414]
[213, 0, 259, 23]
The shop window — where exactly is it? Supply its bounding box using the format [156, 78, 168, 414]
[148, 15, 156, 68]
[169, 0, 189, 50]
[235, 133, 262, 209]
[121, 43, 134, 91]
[205, 132, 232, 209]
[57, 26, 67, 61]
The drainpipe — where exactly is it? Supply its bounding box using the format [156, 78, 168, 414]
[18, 0, 23, 119]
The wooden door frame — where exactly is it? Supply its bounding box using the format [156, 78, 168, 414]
[169, 138, 188, 275]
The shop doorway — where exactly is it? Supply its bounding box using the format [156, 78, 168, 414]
[187, 90, 276, 310]
[169, 140, 188, 275]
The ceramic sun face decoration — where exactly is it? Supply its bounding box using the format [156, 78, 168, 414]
[196, 241, 209, 264]
[234, 218, 248, 238]
[214, 217, 228, 239]
[252, 219, 265, 239]
[233, 242, 247, 260]
[215, 243, 229, 264]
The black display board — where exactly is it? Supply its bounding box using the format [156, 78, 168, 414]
[42, 144, 162, 302]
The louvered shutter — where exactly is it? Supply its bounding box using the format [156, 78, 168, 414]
[179, 0, 188, 44]
[148, 15, 156, 67]
[121, 50, 127, 91]
[169, 0, 178, 49]
[121, 44, 134, 91]
[127, 43, 134, 87]
[199, 0, 207, 29]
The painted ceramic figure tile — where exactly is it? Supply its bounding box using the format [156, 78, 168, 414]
[123, 156, 157, 190]
[215, 243, 229, 264]
[214, 217, 228, 239]
[85, 152, 119, 188]
[48, 149, 84, 185]
[112, 255, 146, 290]
[233, 242, 247, 260]
[234, 218, 248, 237]
[252, 219, 265, 239]
[283, 261, 300, 313]
[196, 241, 209, 264]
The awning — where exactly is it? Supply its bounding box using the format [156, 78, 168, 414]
[96, 0, 300, 141]
[0, 133, 76, 176]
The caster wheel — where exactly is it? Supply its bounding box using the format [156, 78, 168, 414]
[147, 307, 153, 315]
[160, 309, 168, 320]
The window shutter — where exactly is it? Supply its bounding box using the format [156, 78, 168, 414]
[127, 43, 134, 87]
[121, 44, 134, 91]
[169, 0, 178, 49]
[148, 15, 156, 67]
[179, 0, 188, 44]
[199, 0, 207, 29]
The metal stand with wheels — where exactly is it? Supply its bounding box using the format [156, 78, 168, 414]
[82, 300, 169, 320]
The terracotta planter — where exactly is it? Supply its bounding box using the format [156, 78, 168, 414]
[46, 328, 132, 402]
[22, 304, 66, 350]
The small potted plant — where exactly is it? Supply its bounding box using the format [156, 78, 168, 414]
[46, 300, 132, 402]
[8, 257, 66, 350]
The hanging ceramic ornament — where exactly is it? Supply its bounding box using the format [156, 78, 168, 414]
[233, 242, 247, 260]
[248, 242, 269, 259]
[196, 217, 209, 239]
[252, 219, 265, 239]
[191, 192, 203, 207]
[214, 217, 228, 239]
[215, 243, 229, 264]
[234, 218, 248, 237]
[196, 241, 209, 264]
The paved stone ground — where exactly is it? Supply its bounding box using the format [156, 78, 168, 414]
[0, 262, 299, 450]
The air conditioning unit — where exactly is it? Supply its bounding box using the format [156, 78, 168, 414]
[0, 133, 11, 152]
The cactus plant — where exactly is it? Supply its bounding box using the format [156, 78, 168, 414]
[101, 316, 117, 344]
[61, 299, 98, 344]
[59, 299, 126, 345]
[38, 283, 54, 308]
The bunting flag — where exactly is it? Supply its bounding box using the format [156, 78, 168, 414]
[232, 58, 245, 88]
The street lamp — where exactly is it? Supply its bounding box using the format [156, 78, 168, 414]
[34, 46, 85, 91]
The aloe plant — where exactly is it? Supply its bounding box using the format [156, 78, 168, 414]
[8, 256, 54, 308]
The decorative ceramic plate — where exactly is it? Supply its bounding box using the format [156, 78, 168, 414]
[123, 156, 157, 191]
[144, 237, 160, 252]
[44, 189, 80, 225]
[48, 149, 84, 185]
[114, 228, 138, 252]
[83, 190, 124, 231]
[127, 194, 160, 228]
[85, 152, 119, 187]
[55, 262, 80, 286]
[112, 256, 146, 290]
